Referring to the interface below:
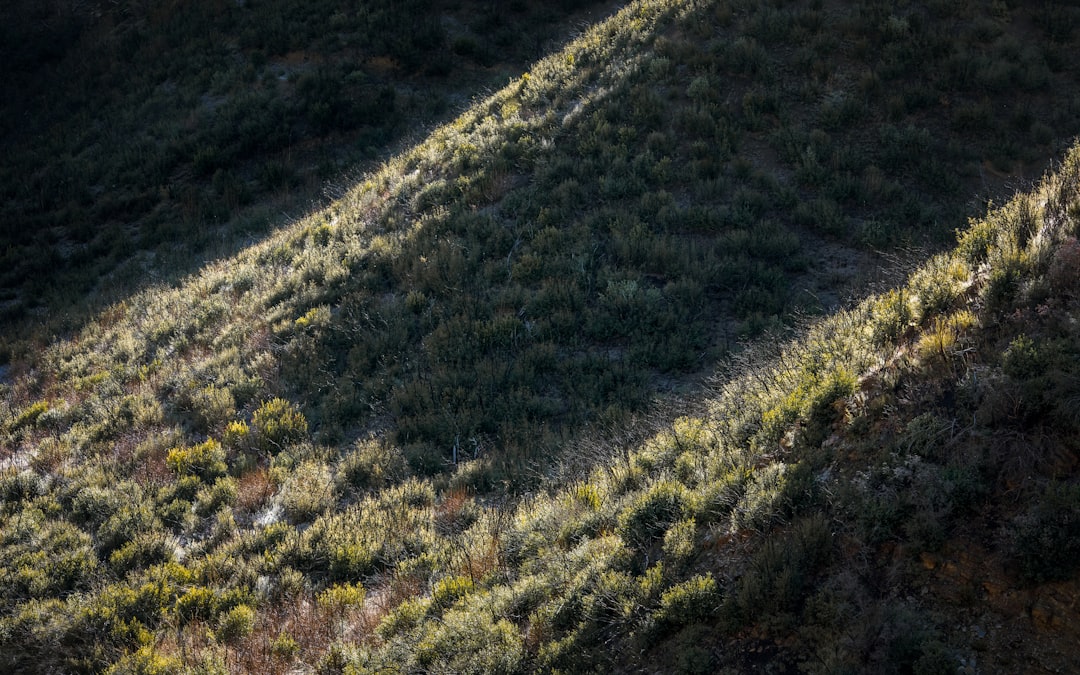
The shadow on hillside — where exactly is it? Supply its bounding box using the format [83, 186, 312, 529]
[0, 0, 627, 358]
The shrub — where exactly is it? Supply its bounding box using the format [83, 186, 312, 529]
[909, 254, 969, 321]
[175, 586, 218, 625]
[221, 420, 251, 452]
[0, 469, 46, 503]
[1001, 334, 1044, 379]
[270, 632, 300, 661]
[215, 604, 255, 645]
[235, 467, 273, 514]
[413, 608, 525, 674]
[0, 517, 98, 601]
[732, 515, 830, 622]
[377, 596, 431, 639]
[916, 310, 976, 363]
[11, 400, 49, 431]
[339, 439, 408, 493]
[870, 289, 913, 345]
[166, 440, 227, 482]
[432, 575, 474, 608]
[109, 532, 176, 575]
[188, 386, 236, 433]
[693, 469, 749, 526]
[158, 498, 196, 534]
[662, 518, 697, 566]
[571, 482, 602, 511]
[252, 398, 308, 454]
[653, 574, 719, 630]
[104, 645, 181, 675]
[294, 305, 330, 331]
[1048, 236, 1080, 292]
[794, 197, 844, 236]
[1004, 482, 1080, 583]
[618, 480, 686, 549]
[195, 477, 238, 518]
[730, 463, 793, 533]
[405, 290, 428, 314]
[317, 582, 366, 615]
[97, 502, 161, 556]
[281, 460, 336, 523]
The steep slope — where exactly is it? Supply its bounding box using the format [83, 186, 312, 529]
[4, 0, 1080, 353]
[2, 0, 1080, 672]
[0, 0, 613, 342]
[323, 147, 1080, 674]
[7, 0, 1080, 473]
[4, 130, 1077, 675]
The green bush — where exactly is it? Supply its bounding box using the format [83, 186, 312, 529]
[1005, 482, 1080, 583]
[166, 440, 227, 482]
[653, 573, 719, 630]
[338, 439, 408, 493]
[174, 586, 218, 625]
[187, 386, 236, 433]
[618, 480, 687, 549]
[109, 532, 176, 575]
[195, 477, 238, 518]
[662, 518, 697, 566]
[377, 596, 431, 639]
[1001, 334, 1044, 379]
[97, 502, 161, 557]
[215, 604, 256, 645]
[252, 398, 309, 454]
[432, 575, 474, 608]
[413, 608, 525, 674]
[870, 289, 913, 345]
[270, 631, 300, 661]
[104, 645, 181, 675]
[0, 469, 46, 504]
[317, 582, 366, 615]
[0, 516, 98, 602]
[10, 400, 49, 431]
[732, 515, 830, 623]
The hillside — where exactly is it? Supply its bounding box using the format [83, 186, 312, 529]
[0, 0, 613, 344]
[4, 0, 1080, 354]
[2, 0, 1080, 673]
[5, 145, 1080, 675]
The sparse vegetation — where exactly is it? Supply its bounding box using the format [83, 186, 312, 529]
[3, 0, 1080, 672]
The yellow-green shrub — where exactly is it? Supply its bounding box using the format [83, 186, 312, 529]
[215, 604, 255, 645]
[653, 573, 718, 628]
[104, 645, 181, 675]
[338, 438, 408, 493]
[317, 582, 366, 614]
[432, 575, 474, 607]
[221, 420, 251, 451]
[251, 398, 308, 454]
[166, 440, 227, 482]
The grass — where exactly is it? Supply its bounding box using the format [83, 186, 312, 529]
[3, 0, 1080, 672]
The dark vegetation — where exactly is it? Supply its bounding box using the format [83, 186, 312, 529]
[0, 0, 609, 342]
[2, 0, 1080, 672]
